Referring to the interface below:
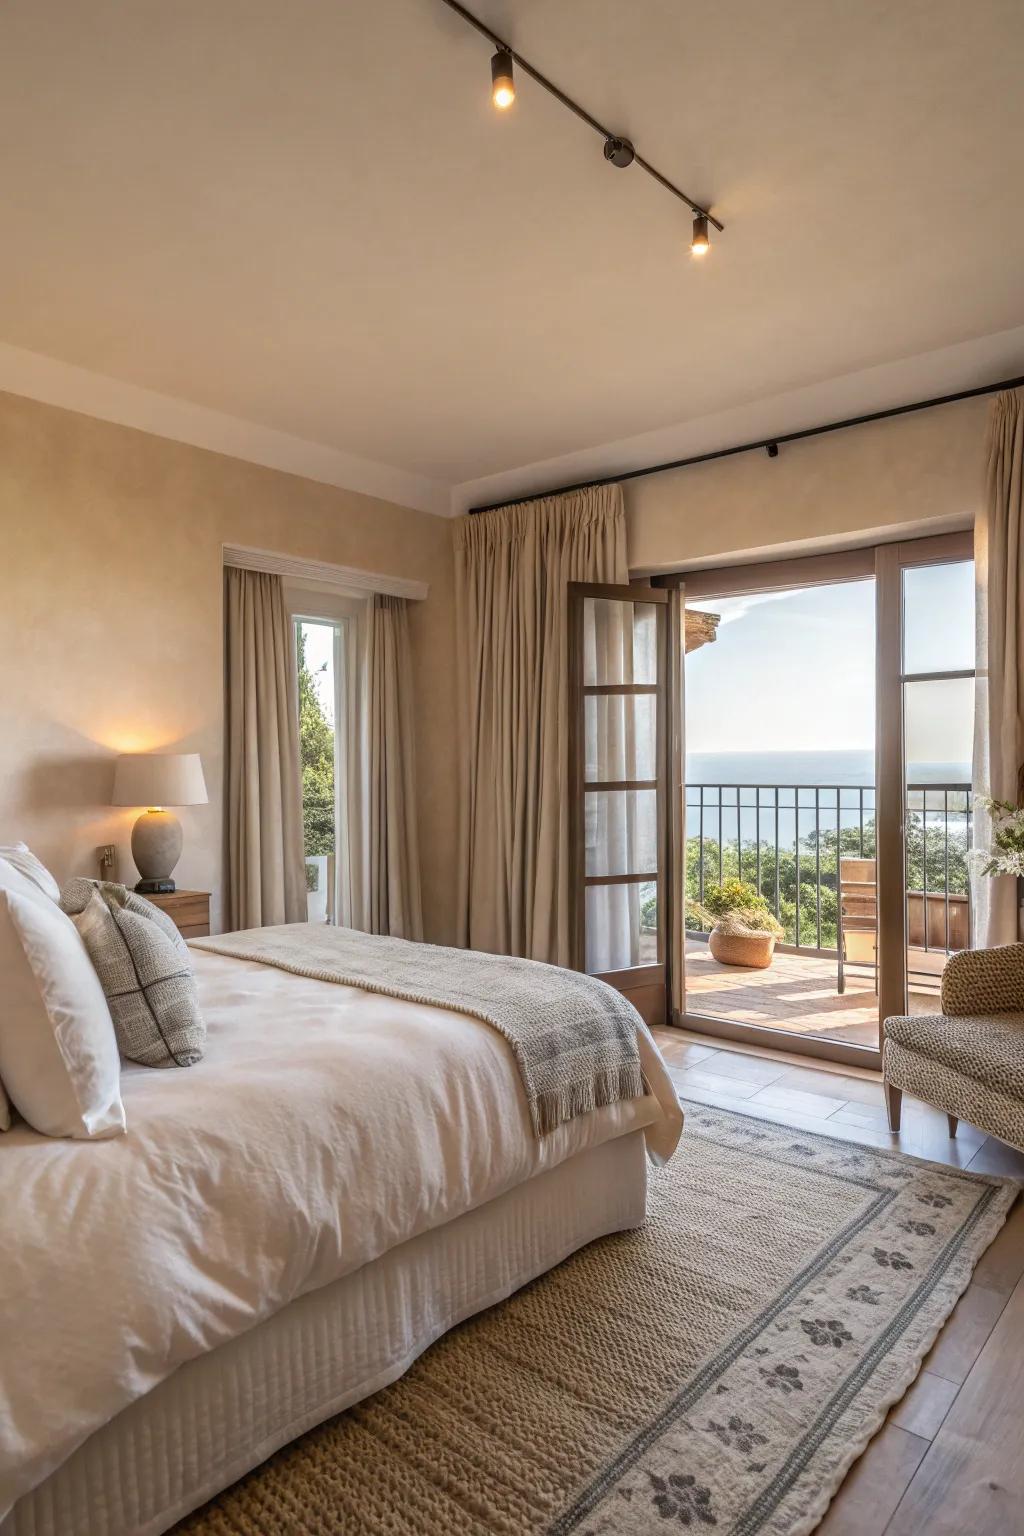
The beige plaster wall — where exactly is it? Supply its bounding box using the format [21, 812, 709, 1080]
[626, 394, 988, 573]
[2, 384, 993, 948]
[0, 390, 457, 941]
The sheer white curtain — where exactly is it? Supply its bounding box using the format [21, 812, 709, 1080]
[973, 388, 1024, 945]
[584, 597, 652, 973]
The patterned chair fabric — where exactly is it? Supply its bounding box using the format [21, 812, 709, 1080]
[940, 942, 1024, 1016]
[883, 943, 1024, 1154]
[885, 1011, 1024, 1096]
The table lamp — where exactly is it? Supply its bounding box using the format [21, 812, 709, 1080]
[112, 752, 208, 894]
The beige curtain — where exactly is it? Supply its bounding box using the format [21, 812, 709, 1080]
[368, 595, 423, 940]
[224, 568, 307, 930]
[454, 485, 628, 965]
[973, 389, 1024, 946]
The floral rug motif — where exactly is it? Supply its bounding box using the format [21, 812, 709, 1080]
[178, 1101, 1016, 1536]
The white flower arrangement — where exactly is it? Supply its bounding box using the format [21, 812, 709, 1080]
[969, 796, 1024, 879]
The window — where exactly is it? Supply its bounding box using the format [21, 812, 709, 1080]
[285, 584, 369, 926]
[296, 617, 341, 922]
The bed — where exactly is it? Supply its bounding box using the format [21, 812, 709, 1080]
[0, 942, 681, 1536]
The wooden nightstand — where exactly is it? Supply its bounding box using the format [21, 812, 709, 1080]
[143, 890, 211, 939]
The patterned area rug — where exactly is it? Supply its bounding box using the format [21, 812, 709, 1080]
[177, 1101, 1017, 1536]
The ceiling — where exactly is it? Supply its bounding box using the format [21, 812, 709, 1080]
[1, 0, 1023, 497]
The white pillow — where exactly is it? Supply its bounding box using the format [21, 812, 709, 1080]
[0, 842, 61, 903]
[0, 866, 36, 1130]
[0, 863, 125, 1139]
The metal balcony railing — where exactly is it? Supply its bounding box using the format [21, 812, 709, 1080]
[685, 782, 972, 957]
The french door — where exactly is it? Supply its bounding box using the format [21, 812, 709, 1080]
[679, 549, 880, 1064]
[568, 531, 975, 1068]
[876, 532, 976, 1031]
[567, 583, 675, 1025]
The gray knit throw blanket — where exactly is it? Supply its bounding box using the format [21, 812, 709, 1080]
[191, 924, 646, 1137]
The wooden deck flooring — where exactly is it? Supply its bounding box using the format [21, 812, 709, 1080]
[684, 939, 947, 1050]
[653, 1024, 1024, 1535]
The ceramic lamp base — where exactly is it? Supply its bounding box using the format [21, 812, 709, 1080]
[131, 809, 183, 890]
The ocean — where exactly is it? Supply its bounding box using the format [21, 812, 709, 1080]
[685, 749, 971, 787]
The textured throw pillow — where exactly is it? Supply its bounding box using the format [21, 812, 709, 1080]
[0, 842, 61, 903]
[0, 862, 126, 1139]
[60, 880, 205, 1068]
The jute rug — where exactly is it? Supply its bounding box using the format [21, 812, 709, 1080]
[177, 1100, 1017, 1536]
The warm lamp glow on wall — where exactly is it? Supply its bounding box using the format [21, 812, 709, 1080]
[112, 753, 208, 894]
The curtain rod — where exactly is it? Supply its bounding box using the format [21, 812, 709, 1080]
[467, 371, 1024, 515]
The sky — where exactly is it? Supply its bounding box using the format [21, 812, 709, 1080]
[685, 561, 974, 761]
[299, 619, 336, 726]
[302, 563, 975, 766]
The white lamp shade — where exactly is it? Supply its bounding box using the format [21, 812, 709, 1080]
[112, 752, 208, 808]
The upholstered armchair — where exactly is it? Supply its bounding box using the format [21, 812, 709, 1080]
[882, 942, 1024, 1151]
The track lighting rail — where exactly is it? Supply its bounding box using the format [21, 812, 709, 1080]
[438, 0, 723, 232]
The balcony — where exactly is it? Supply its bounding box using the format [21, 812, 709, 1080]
[685, 781, 971, 1046]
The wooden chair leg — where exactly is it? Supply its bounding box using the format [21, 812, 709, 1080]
[884, 1081, 903, 1134]
[947, 1114, 959, 1139]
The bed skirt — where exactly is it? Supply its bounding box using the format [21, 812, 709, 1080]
[4, 1131, 648, 1536]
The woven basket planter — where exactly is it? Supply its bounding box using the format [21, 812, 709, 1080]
[708, 927, 777, 969]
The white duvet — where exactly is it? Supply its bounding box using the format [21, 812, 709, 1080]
[0, 947, 681, 1521]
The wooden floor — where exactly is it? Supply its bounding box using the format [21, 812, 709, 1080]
[652, 1023, 1024, 1535]
[685, 940, 947, 1050]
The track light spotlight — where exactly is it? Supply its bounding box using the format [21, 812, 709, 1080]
[603, 136, 635, 169]
[691, 211, 710, 257]
[491, 48, 515, 109]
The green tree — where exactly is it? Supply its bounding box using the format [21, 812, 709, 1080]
[297, 626, 335, 857]
[685, 811, 968, 951]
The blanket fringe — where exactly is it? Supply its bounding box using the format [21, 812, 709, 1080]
[533, 1063, 647, 1138]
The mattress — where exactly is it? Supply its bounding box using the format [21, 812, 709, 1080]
[1, 948, 681, 1524]
[4, 1130, 648, 1536]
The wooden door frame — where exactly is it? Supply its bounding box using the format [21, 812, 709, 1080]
[667, 547, 876, 602]
[658, 528, 973, 1070]
[568, 581, 670, 1024]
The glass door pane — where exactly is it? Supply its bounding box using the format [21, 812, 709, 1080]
[683, 578, 879, 1052]
[900, 559, 975, 1013]
[583, 598, 658, 684]
[296, 618, 339, 923]
[585, 790, 659, 876]
[585, 694, 658, 781]
[902, 561, 976, 674]
[569, 584, 669, 1024]
[585, 881, 659, 973]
